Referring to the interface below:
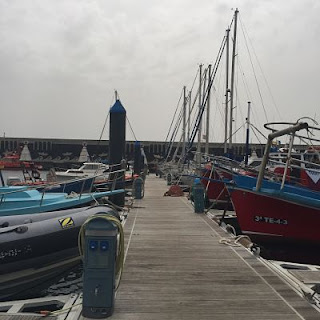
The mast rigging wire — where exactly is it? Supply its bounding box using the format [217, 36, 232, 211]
[250, 123, 267, 140]
[187, 33, 228, 152]
[239, 15, 281, 120]
[164, 88, 184, 144]
[238, 14, 269, 123]
[126, 116, 137, 141]
[98, 112, 109, 143]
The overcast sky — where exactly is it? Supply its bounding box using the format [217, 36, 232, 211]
[0, 0, 319, 144]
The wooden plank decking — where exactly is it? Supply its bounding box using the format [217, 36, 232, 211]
[110, 175, 320, 320]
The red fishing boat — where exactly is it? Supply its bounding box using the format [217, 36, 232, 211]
[228, 121, 320, 247]
[0, 153, 42, 170]
[230, 174, 320, 245]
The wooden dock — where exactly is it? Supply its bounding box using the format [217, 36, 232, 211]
[1, 175, 320, 319]
[113, 175, 320, 319]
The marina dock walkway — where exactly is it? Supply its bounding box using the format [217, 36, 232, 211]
[113, 175, 319, 320]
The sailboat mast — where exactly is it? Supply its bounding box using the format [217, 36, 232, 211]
[245, 101, 251, 165]
[197, 64, 203, 167]
[182, 86, 187, 161]
[228, 8, 239, 153]
[205, 64, 212, 156]
[224, 28, 230, 154]
[188, 90, 191, 145]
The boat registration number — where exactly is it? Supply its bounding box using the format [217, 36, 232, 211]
[254, 215, 288, 225]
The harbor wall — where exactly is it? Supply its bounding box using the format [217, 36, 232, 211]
[0, 136, 312, 170]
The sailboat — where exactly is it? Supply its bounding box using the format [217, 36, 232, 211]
[159, 10, 243, 207]
[198, 9, 239, 208]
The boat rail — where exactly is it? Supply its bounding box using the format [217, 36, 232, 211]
[0, 168, 126, 207]
[195, 123, 320, 192]
[256, 121, 320, 191]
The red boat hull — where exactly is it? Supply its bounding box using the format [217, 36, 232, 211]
[0, 162, 33, 169]
[230, 188, 320, 245]
[201, 166, 231, 204]
[0, 155, 42, 170]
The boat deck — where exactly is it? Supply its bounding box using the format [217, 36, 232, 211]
[1, 175, 320, 319]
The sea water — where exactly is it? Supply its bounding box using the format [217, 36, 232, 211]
[38, 264, 83, 298]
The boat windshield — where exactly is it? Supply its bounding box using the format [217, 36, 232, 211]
[81, 164, 98, 170]
[304, 153, 320, 169]
[81, 163, 107, 171]
[66, 170, 84, 174]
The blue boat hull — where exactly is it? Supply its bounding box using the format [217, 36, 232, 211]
[0, 187, 125, 216]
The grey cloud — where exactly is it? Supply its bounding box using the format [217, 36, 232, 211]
[0, 0, 319, 142]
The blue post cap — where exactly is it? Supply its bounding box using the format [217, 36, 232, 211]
[194, 178, 201, 184]
[110, 99, 126, 113]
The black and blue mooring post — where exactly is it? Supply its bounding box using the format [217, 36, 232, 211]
[133, 141, 142, 175]
[109, 96, 126, 207]
[192, 178, 205, 213]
